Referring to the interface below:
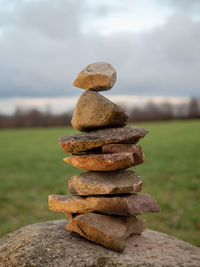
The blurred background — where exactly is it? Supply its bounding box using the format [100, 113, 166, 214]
[0, 0, 199, 246]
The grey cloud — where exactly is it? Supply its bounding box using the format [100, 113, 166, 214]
[0, 0, 200, 97]
[90, 15, 200, 96]
[1, 0, 84, 38]
[161, 0, 200, 15]
[18, 1, 84, 39]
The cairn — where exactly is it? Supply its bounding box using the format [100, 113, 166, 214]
[48, 62, 160, 252]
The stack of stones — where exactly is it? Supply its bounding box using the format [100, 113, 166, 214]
[48, 62, 160, 252]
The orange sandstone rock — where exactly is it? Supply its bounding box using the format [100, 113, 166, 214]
[63, 152, 134, 171]
[48, 194, 161, 216]
[66, 213, 146, 252]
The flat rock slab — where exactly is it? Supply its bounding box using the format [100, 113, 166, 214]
[102, 143, 145, 165]
[68, 169, 142, 195]
[66, 213, 145, 252]
[63, 152, 134, 171]
[73, 62, 116, 91]
[1, 220, 200, 267]
[71, 91, 128, 131]
[59, 126, 149, 153]
[48, 193, 160, 216]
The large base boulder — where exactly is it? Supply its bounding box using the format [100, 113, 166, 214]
[0, 220, 200, 267]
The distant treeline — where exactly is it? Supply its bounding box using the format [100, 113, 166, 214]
[0, 98, 199, 128]
[129, 98, 200, 122]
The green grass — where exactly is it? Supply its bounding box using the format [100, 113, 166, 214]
[0, 120, 200, 247]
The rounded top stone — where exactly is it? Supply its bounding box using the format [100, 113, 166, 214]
[73, 62, 117, 91]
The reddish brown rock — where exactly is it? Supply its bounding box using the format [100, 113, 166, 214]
[59, 126, 149, 153]
[48, 194, 160, 216]
[66, 213, 145, 252]
[68, 169, 142, 195]
[73, 62, 116, 91]
[102, 144, 145, 165]
[63, 152, 134, 171]
[71, 91, 128, 131]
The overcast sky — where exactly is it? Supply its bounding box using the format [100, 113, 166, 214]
[0, 0, 200, 98]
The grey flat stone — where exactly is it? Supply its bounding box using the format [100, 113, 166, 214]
[59, 126, 149, 153]
[68, 169, 142, 195]
[1, 220, 200, 267]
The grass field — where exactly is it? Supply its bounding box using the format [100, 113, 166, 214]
[0, 120, 200, 246]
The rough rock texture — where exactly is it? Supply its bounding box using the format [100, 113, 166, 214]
[68, 169, 142, 195]
[63, 152, 134, 171]
[66, 213, 145, 252]
[1, 220, 200, 267]
[48, 193, 160, 216]
[73, 62, 116, 91]
[59, 126, 149, 153]
[102, 143, 145, 165]
[71, 91, 128, 131]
